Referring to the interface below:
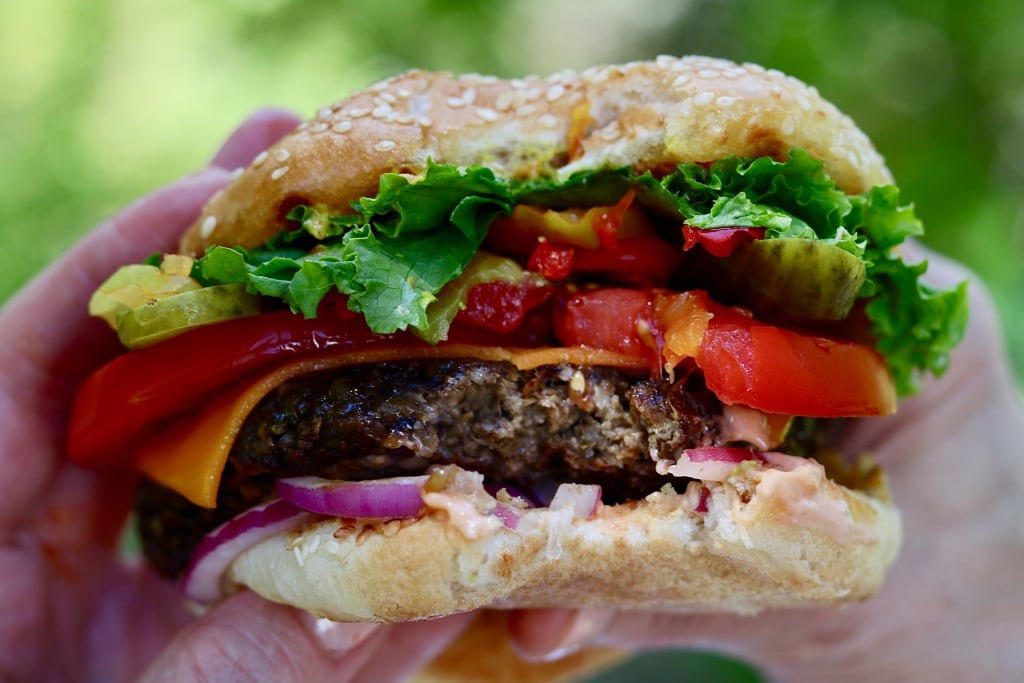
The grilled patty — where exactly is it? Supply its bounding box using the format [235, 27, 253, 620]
[136, 358, 726, 577]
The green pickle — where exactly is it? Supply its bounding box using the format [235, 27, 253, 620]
[720, 238, 866, 321]
[115, 284, 263, 349]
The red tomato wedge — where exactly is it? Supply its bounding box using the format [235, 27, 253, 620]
[697, 316, 896, 417]
[553, 288, 896, 417]
[553, 288, 655, 360]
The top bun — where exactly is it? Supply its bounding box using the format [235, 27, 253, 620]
[181, 55, 892, 254]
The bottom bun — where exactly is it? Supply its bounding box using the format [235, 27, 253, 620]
[225, 456, 900, 622]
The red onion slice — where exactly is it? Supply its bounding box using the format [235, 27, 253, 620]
[549, 483, 602, 518]
[276, 475, 429, 519]
[664, 447, 766, 481]
[492, 502, 522, 530]
[182, 498, 315, 604]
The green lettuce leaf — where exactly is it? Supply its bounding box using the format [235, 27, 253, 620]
[190, 151, 965, 394]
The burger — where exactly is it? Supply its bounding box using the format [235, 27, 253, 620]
[69, 56, 966, 626]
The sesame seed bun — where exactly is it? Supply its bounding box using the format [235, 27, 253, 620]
[181, 55, 891, 255]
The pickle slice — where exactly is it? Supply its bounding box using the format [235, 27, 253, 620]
[115, 284, 263, 349]
[716, 238, 866, 321]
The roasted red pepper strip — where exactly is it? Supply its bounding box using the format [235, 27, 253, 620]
[527, 240, 575, 280]
[682, 225, 767, 257]
[67, 305, 548, 468]
[592, 189, 637, 250]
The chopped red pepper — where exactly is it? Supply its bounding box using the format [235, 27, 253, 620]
[682, 225, 767, 258]
[572, 237, 685, 287]
[592, 190, 636, 251]
[527, 240, 575, 280]
[461, 281, 552, 333]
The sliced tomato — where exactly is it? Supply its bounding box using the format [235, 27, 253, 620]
[67, 302, 548, 469]
[696, 316, 896, 417]
[552, 287, 896, 417]
[553, 288, 655, 359]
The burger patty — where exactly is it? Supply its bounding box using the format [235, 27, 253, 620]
[136, 358, 726, 577]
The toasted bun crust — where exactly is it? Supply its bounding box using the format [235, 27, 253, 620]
[227, 459, 900, 622]
[181, 55, 891, 255]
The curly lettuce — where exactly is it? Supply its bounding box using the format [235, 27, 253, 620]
[193, 152, 967, 395]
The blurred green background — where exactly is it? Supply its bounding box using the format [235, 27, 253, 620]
[2, 0, 1021, 680]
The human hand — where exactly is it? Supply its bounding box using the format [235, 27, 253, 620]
[0, 110, 473, 683]
[510, 246, 1024, 681]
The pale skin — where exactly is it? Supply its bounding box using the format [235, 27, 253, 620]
[2, 110, 1021, 682]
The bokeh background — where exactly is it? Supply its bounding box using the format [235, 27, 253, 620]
[2, 0, 1021, 680]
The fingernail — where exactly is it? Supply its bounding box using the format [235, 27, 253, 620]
[522, 609, 615, 662]
[299, 613, 381, 655]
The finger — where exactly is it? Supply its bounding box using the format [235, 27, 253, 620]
[211, 108, 301, 170]
[0, 167, 234, 402]
[508, 608, 615, 662]
[136, 591, 378, 683]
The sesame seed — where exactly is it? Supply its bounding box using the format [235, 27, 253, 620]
[545, 84, 565, 102]
[698, 68, 721, 79]
[308, 122, 329, 134]
[271, 166, 290, 180]
[524, 88, 541, 102]
[417, 116, 433, 127]
[476, 107, 498, 122]
[693, 91, 715, 106]
[538, 113, 558, 128]
[273, 148, 290, 162]
[326, 539, 341, 554]
[316, 106, 332, 119]
[516, 104, 537, 117]
[462, 87, 477, 105]
[372, 105, 391, 119]
[369, 80, 389, 92]
[375, 140, 396, 152]
[348, 107, 369, 118]
[252, 150, 269, 167]
[396, 114, 415, 125]
[671, 74, 691, 88]
[200, 215, 217, 238]
[599, 125, 622, 141]
[716, 96, 737, 107]
[293, 546, 305, 567]
[510, 79, 527, 89]
[446, 97, 467, 108]
[396, 88, 411, 99]
[377, 92, 396, 104]
[797, 94, 812, 111]
[495, 91, 515, 111]
[332, 120, 353, 134]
